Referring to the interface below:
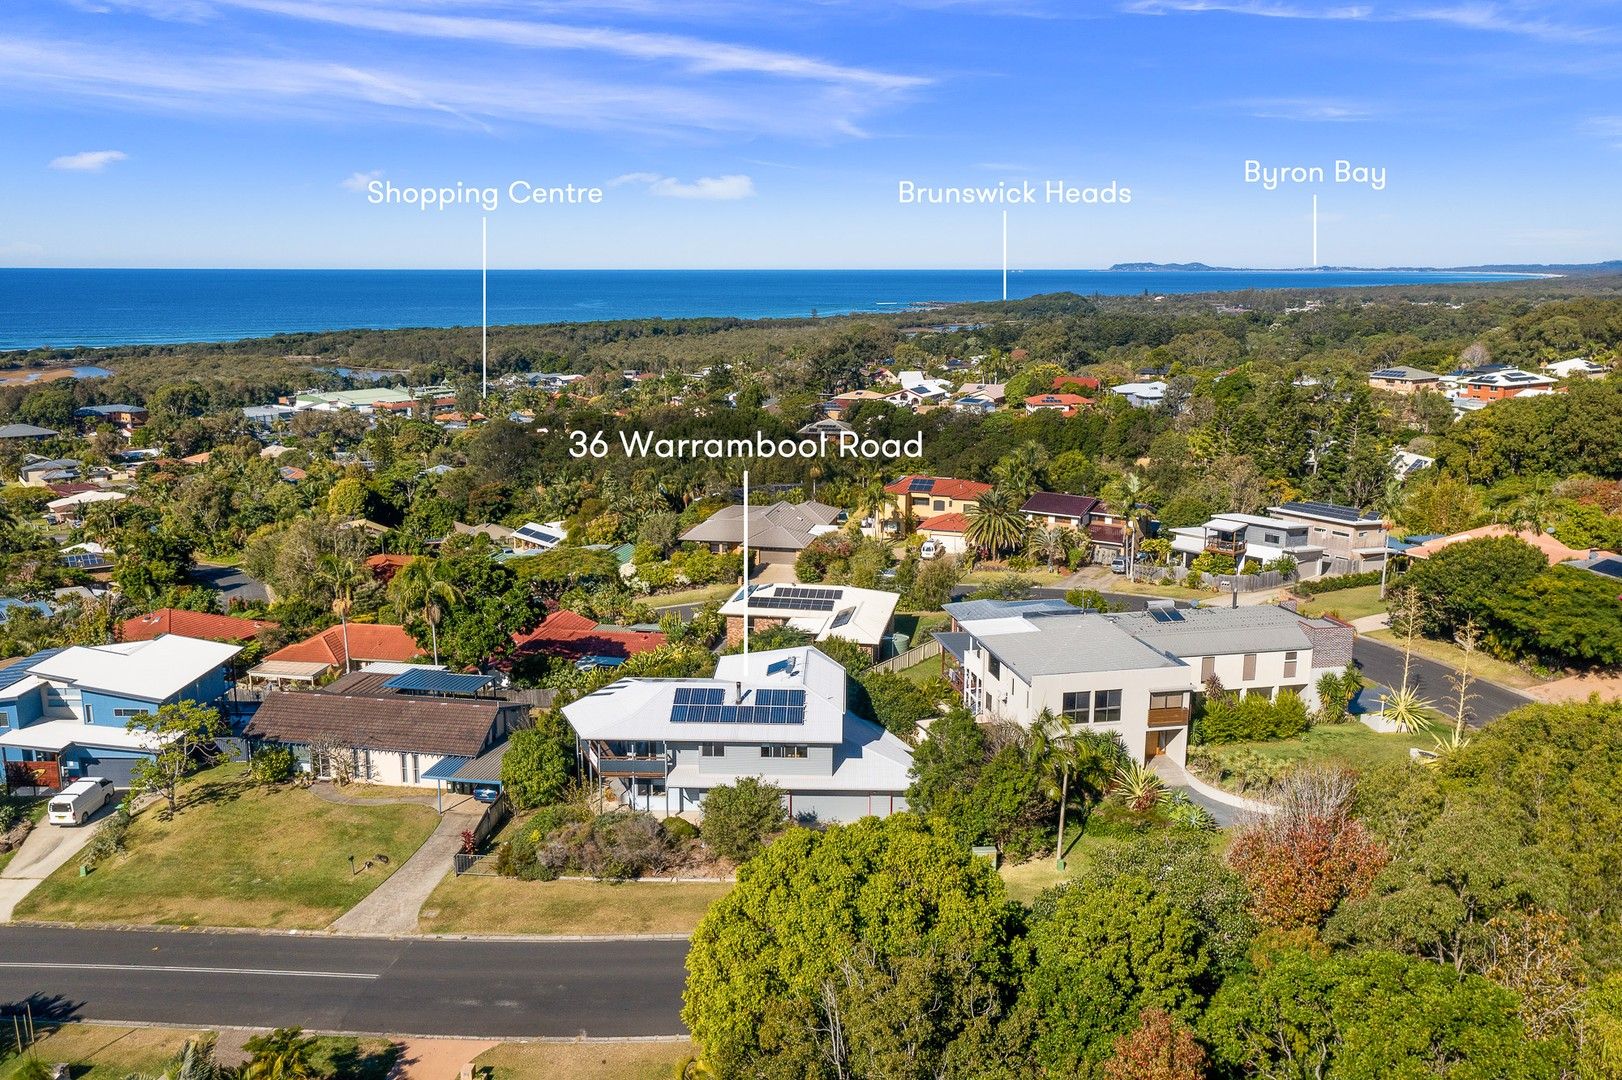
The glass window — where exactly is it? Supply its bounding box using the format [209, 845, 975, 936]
[1242, 653, 1258, 680]
[987, 656, 1001, 680]
[1062, 691, 1088, 722]
[1092, 689, 1122, 725]
[1283, 651, 1298, 678]
[760, 745, 809, 759]
[1200, 656, 1215, 681]
[700, 743, 725, 758]
[1149, 691, 1185, 711]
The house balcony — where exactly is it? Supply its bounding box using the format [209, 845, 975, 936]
[595, 753, 669, 779]
[1203, 538, 1245, 557]
[1146, 706, 1192, 728]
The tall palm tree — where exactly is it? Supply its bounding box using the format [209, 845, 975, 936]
[992, 441, 1050, 503]
[389, 557, 464, 666]
[1103, 471, 1151, 581]
[855, 470, 890, 539]
[316, 554, 367, 674]
[1026, 709, 1080, 870]
[966, 488, 1027, 557]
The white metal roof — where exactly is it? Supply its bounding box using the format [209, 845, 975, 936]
[564, 646, 848, 745]
[719, 584, 899, 647]
[0, 718, 166, 753]
[29, 634, 242, 702]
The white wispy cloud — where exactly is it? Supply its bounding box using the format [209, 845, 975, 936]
[1582, 116, 1622, 148]
[608, 172, 756, 199]
[0, 35, 875, 138]
[49, 148, 129, 170]
[1119, 0, 1619, 43]
[341, 169, 384, 191]
[1230, 97, 1378, 121]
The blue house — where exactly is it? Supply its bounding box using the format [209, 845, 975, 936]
[0, 634, 240, 790]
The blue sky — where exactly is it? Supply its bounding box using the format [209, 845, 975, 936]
[2, 0, 1620, 269]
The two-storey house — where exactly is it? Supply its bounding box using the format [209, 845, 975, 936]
[1169, 512, 1329, 577]
[562, 646, 912, 822]
[1266, 502, 1389, 574]
[0, 634, 241, 790]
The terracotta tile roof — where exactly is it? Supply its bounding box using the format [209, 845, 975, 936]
[919, 512, 971, 534]
[511, 609, 666, 661]
[246, 689, 515, 758]
[884, 475, 993, 501]
[1053, 375, 1102, 391]
[119, 608, 278, 643]
[1405, 525, 1593, 566]
[264, 623, 425, 669]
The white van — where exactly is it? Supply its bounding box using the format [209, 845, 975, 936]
[920, 540, 941, 560]
[47, 777, 116, 826]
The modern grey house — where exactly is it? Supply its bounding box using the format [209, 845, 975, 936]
[561, 645, 912, 822]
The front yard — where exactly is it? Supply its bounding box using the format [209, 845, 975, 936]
[418, 875, 732, 936]
[1296, 584, 1387, 621]
[15, 764, 439, 929]
[1189, 724, 1433, 795]
[473, 1040, 697, 1080]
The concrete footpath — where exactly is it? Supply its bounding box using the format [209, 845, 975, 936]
[0, 803, 113, 922]
[329, 797, 483, 935]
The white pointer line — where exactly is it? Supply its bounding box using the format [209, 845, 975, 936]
[0, 962, 378, 980]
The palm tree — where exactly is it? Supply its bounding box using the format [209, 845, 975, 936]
[389, 557, 464, 666]
[1026, 526, 1074, 571]
[1103, 472, 1152, 581]
[992, 441, 1049, 502]
[316, 554, 367, 674]
[966, 488, 1027, 557]
[242, 1027, 319, 1080]
[855, 470, 890, 539]
[1507, 487, 1554, 534]
[1026, 709, 1080, 870]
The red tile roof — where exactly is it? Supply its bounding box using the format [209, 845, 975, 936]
[919, 512, 971, 534]
[265, 623, 425, 669]
[1025, 393, 1092, 411]
[511, 609, 666, 661]
[883, 475, 993, 501]
[1053, 375, 1102, 391]
[120, 608, 278, 643]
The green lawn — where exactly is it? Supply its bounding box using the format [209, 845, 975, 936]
[893, 611, 949, 648]
[474, 1041, 695, 1080]
[2, 1026, 396, 1080]
[1105, 578, 1215, 601]
[1364, 628, 1545, 690]
[1194, 724, 1433, 792]
[894, 653, 945, 686]
[648, 583, 737, 609]
[15, 764, 439, 929]
[419, 876, 732, 936]
[1297, 584, 1388, 621]
[961, 568, 1070, 586]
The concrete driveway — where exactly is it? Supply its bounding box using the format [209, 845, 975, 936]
[0, 802, 114, 921]
[329, 798, 484, 935]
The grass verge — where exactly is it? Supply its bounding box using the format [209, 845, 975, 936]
[418, 876, 732, 936]
[1364, 629, 1545, 690]
[1195, 724, 1432, 788]
[15, 764, 438, 929]
[1, 1026, 396, 1080]
[473, 1040, 696, 1080]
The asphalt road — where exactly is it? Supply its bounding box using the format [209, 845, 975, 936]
[0, 926, 688, 1038]
[1351, 636, 1533, 725]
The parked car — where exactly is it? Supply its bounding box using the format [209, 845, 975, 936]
[47, 777, 116, 826]
[920, 540, 941, 560]
[1110, 557, 1128, 574]
[471, 786, 501, 804]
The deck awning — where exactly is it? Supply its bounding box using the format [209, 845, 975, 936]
[245, 660, 330, 682]
[445, 741, 508, 785]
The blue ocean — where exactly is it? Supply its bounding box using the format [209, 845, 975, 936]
[0, 268, 1534, 352]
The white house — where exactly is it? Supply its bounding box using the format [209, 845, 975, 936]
[1169, 512, 1329, 578]
[939, 602, 1352, 766]
[1545, 357, 1608, 379]
[886, 371, 952, 409]
[719, 583, 900, 657]
[511, 520, 568, 552]
[562, 646, 913, 822]
[1109, 380, 1167, 408]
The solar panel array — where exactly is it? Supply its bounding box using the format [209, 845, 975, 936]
[742, 586, 842, 612]
[1148, 607, 1186, 623]
[382, 669, 495, 696]
[61, 553, 112, 569]
[907, 477, 934, 493]
[1276, 501, 1370, 523]
[670, 685, 807, 725]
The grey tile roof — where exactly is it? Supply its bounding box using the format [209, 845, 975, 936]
[1108, 605, 1312, 657]
[977, 614, 1183, 679]
[679, 500, 841, 550]
[944, 598, 1076, 624]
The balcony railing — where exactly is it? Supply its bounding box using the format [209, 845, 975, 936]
[1146, 706, 1191, 727]
[594, 753, 668, 778]
[1204, 538, 1245, 556]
